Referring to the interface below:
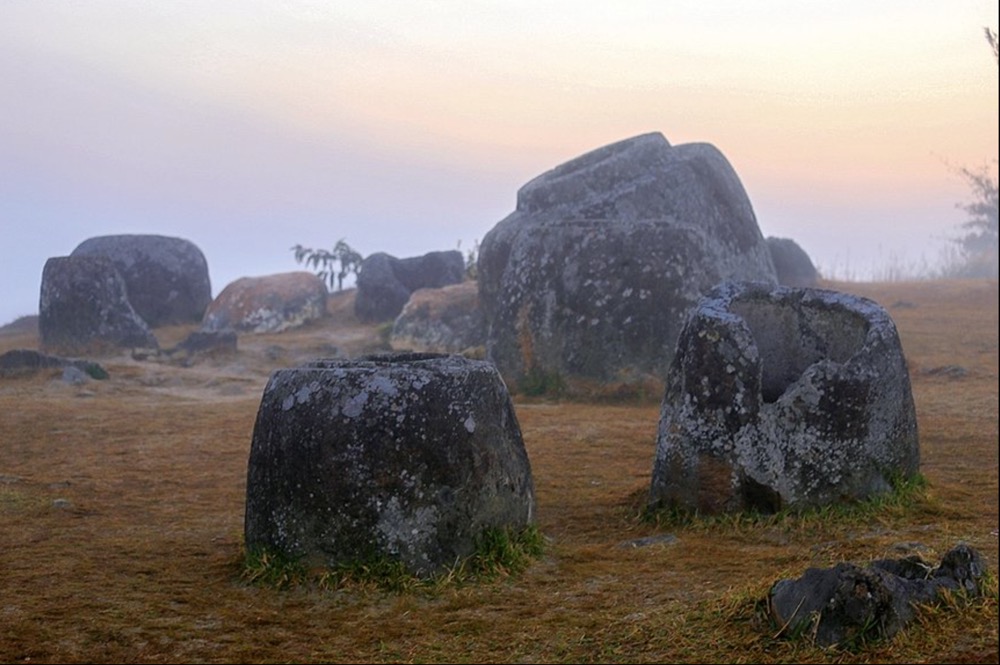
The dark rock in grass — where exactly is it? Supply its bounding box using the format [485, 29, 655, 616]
[0, 348, 108, 380]
[39, 255, 158, 356]
[159, 330, 238, 365]
[648, 281, 919, 515]
[176, 330, 237, 356]
[244, 351, 535, 578]
[768, 543, 987, 647]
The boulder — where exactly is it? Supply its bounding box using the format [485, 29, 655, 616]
[477, 132, 777, 390]
[71, 234, 212, 326]
[201, 272, 327, 334]
[390, 281, 486, 355]
[767, 236, 820, 287]
[355, 250, 465, 323]
[648, 281, 919, 515]
[38, 255, 159, 355]
[244, 352, 536, 578]
[768, 543, 987, 647]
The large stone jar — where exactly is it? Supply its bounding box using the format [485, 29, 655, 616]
[648, 282, 919, 515]
[245, 352, 535, 578]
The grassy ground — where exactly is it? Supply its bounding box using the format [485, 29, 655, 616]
[0, 280, 996, 664]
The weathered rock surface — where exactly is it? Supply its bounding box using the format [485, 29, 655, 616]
[71, 234, 212, 326]
[769, 543, 987, 647]
[244, 352, 535, 578]
[390, 281, 486, 355]
[201, 272, 327, 334]
[767, 236, 820, 287]
[355, 250, 466, 323]
[477, 132, 777, 389]
[648, 281, 919, 514]
[38, 255, 159, 355]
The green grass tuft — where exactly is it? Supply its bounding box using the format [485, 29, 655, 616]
[465, 523, 546, 580]
[241, 547, 308, 589]
[240, 524, 546, 593]
[642, 472, 931, 533]
[518, 366, 566, 397]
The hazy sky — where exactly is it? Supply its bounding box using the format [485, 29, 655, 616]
[2, 1, 997, 325]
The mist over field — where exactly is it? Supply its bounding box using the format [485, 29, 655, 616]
[1, 1, 997, 326]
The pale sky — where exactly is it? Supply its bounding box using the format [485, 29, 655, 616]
[1, 1, 997, 325]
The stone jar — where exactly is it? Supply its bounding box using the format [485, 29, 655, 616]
[648, 281, 919, 515]
[245, 352, 535, 578]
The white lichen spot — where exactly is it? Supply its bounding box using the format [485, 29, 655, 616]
[369, 374, 399, 397]
[375, 496, 439, 553]
[294, 383, 317, 406]
[343, 391, 369, 418]
[464, 415, 476, 433]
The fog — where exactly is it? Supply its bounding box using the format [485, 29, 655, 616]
[2, 1, 997, 326]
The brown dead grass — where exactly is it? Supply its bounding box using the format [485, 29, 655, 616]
[0, 281, 996, 664]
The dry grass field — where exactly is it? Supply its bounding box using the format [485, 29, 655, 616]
[0, 279, 996, 664]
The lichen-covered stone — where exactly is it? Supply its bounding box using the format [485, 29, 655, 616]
[244, 352, 535, 578]
[477, 132, 777, 389]
[201, 272, 327, 334]
[648, 281, 919, 514]
[390, 281, 486, 355]
[71, 234, 212, 326]
[38, 255, 159, 355]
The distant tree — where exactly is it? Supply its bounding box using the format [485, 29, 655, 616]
[942, 25, 999, 278]
[458, 238, 480, 280]
[291, 239, 364, 291]
[946, 163, 999, 278]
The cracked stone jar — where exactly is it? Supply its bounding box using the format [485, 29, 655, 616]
[648, 282, 919, 515]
